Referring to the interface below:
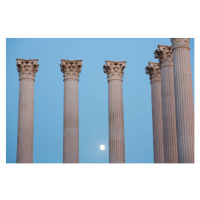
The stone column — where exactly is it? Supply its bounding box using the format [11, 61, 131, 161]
[154, 45, 178, 163]
[60, 60, 82, 163]
[170, 38, 194, 163]
[145, 62, 164, 163]
[16, 59, 39, 163]
[103, 61, 126, 163]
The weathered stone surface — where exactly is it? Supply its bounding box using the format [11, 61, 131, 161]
[146, 62, 164, 163]
[154, 46, 178, 163]
[16, 59, 39, 163]
[171, 38, 194, 163]
[60, 60, 82, 163]
[104, 61, 126, 163]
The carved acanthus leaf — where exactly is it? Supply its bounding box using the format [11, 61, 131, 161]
[16, 59, 39, 80]
[103, 61, 127, 81]
[170, 38, 190, 49]
[154, 45, 173, 66]
[145, 62, 161, 83]
[60, 60, 82, 80]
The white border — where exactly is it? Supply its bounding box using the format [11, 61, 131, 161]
[0, 0, 200, 199]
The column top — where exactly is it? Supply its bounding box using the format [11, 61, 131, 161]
[16, 59, 39, 80]
[154, 45, 173, 67]
[145, 62, 161, 83]
[170, 38, 190, 49]
[61, 59, 83, 63]
[103, 60, 127, 82]
[105, 60, 127, 64]
[60, 59, 83, 80]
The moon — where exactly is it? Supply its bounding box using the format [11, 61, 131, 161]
[100, 144, 105, 151]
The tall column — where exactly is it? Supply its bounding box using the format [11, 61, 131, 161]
[170, 38, 194, 163]
[16, 59, 39, 163]
[146, 62, 164, 163]
[154, 45, 178, 163]
[103, 61, 126, 163]
[60, 60, 82, 163]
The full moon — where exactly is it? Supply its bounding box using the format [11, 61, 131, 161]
[100, 144, 105, 151]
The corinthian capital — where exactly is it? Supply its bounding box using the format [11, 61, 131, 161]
[154, 45, 173, 67]
[103, 60, 127, 81]
[60, 60, 83, 80]
[16, 59, 39, 80]
[170, 38, 190, 49]
[145, 62, 161, 83]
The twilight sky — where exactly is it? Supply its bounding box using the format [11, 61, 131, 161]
[6, 38, 194, 163]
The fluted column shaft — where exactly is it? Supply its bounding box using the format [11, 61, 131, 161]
[60, 60, 82, 163]
[161, 65, 178, 163]
[154, 45, 178, 163]
[108, 79, 125, 163]
[171, 38, 194, 163]
[63, 78, 79, 163]
[16, 59, 39, 163]
[146, 62, 164, 163]
[151, 81, 164, 163]
[104, 61, 126, 163]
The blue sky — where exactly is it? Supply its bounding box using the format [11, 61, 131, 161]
[6, 38, 194, 163]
